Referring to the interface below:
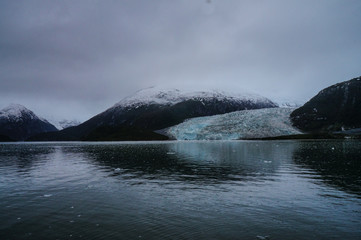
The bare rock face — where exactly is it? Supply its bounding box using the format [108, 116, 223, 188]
[291, 76, 361, 132]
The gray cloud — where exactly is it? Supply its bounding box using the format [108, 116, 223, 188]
[0, 0, 360, 121]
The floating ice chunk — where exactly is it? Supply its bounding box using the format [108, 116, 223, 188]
[256, 236, 270, 240]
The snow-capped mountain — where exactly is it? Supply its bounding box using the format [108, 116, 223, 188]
[165, 108, 301, 140]
[50, 119, 81, 130]
[115, 86, 275, 109]
[30, 86, 277, 141]
[275, 100, 303, 108]
[0, 104, 40, 121]
[0, 104, 58, 140]
[291, 76, 361, 132]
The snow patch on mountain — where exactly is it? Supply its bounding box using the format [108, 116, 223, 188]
[165, 108, 302, 140]
[49, 119, 81, 130]
[276, 101, 303, 108]
[0, 104, 58, 140]
[0, 104, 45, 122]
[270, 97, 305, 108]
[114, 86, 275, 108]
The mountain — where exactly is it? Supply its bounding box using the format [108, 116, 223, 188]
[29, 87, 277, 141]
[165, 107, 301, 140]
[0, 134, 15, 142]
[291, 76, 361, 132]
[50, 119, 81, 130]
[276, 101, 303, 108]
[113, 86, 275, 108]
[0, 104, 58, 141]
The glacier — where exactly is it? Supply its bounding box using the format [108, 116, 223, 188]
[165, 108, 302, 140]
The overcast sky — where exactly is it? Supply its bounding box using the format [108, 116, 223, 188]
[0, 0, 360, 122]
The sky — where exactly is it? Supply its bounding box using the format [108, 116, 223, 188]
[0, 0, 360, 122]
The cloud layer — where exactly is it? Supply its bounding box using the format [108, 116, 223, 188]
[1, 0, 360, 121]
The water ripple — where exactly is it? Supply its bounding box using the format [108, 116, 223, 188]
[1, 141, 361, 239]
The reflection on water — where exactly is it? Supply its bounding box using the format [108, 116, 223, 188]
[0, 144, 56, 171]
[0, 141, 361, 240]
[293, 140, 361, 195]
[79, 141, 297, 184]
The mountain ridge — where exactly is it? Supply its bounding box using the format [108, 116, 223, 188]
[29, 87, 277, 141]
[114, 86, 274, 108]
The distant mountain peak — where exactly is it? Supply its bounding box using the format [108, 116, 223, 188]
[50, 119, 81, 130]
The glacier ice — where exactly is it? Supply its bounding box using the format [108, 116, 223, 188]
[165, 108, 301, 140]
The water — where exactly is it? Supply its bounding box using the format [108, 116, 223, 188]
[0, 140, 360, 240]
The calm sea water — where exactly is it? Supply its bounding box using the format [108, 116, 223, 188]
[0, 140, 360, 240]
